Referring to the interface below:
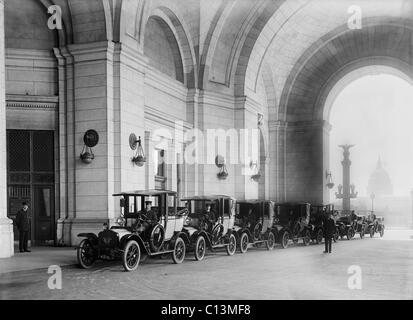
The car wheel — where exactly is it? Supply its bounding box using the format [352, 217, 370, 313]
[77, 239, 96, 269]
[172, 237, 186, 264]
[380, 228, 384, 238]
[266, 231, 275, 250]
[194, 235, 206, 261]
[303, 230, 311, 246]
[316, 229, 323, 244]
[122, 240, 140, 272]
[370, 227, 375, 238]
[239, 232, 249, 254]
[360, 229, 365, 239]
[333, 230, 339, 242]
[280, 230, 289, 249]
[226, 234, 236, 256]
[346, 228, 353, 240]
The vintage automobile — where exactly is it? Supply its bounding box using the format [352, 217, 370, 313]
[367, 214, 385, 238]
[309, 204, 335, 244]
[353, 214, 368, 238]
[233, 200, 277, 253]
[335, 210, 356, 240]
[181, 195, 237, 260]
[273, 202, 312, 249]
[76, 190, 189, 271]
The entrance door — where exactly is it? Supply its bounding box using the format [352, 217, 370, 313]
[7, 130, 55, 245]
[33, 185, 54, 242]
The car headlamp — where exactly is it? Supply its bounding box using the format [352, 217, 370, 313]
[116, 216, 126, 227]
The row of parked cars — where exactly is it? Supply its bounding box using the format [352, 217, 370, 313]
[76, 190, 385, 271]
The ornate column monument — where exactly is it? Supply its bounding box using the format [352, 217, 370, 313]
[335, 144, 358, 212]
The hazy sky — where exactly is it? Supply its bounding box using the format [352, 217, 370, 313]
[329, 74, 413, 197]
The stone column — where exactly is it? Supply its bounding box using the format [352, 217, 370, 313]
[285, 120, 331, 204]
[411, 188, 413, 227]
[268, 120, 288, 202]
[0, 0, 14, 258]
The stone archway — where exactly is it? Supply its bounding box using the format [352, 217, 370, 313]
[279, 19, 413, 204]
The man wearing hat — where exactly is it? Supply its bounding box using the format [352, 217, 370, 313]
[204, 203, 217, 232]
[323, 211, 336, 254]
[142, 200, 158, 224]
[15, 202, 31, 253]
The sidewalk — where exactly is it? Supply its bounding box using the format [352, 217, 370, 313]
[0, 246, 77, 274]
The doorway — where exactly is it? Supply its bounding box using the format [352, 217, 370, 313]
[6, 130, 55, 245]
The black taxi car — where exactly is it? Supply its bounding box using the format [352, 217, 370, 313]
[273, 202, 312, 248]
[181, 195, 237, 260]
[76, 190, 189, 271]
[233, 200, 277, 253]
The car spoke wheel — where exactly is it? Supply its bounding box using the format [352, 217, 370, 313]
[370, 227, 375, 238]
[280, 231, 289, 249]
[122, 240, 140, 272]
[360, 229, 365, 239]
[194, 236, 206, 261]
[172, 237, 186, 264]
[316, 229, 323, 244]
[380, 228, 384, 237]
[346, 228, 352, 240]
[303, 230, 311, 246]
[239, 232, 249, 254]
[226, 234, 236, 256]
[266, 231, 275, 250]
[77, 239, 96, 269]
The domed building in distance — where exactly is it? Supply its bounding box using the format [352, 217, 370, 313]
[367, 157, 393, 197]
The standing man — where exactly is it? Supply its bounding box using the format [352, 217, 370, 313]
[323, 211, 336, 254]
[15, 202, 31, 253]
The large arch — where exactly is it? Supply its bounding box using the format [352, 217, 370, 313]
[276, 18, 413, 204]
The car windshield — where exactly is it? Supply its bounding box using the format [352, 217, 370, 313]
[183, 199, 219, 217]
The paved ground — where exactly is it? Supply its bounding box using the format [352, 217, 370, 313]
[0, 230, 412, 300]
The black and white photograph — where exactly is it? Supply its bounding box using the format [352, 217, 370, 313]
[0, 0, 412, 308]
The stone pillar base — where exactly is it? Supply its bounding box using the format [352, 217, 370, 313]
[0, 218, 14, 258]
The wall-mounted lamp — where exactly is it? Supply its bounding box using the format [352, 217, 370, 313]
[129, 133, 146, 167]
[325, 170, 334, 189]
[80, 129, 99, 164]
[215, 155, 228, 180]
[250, 160, 261, 182]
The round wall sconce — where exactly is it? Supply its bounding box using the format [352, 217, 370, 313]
[130, 133, 146, 167]
[250, 160, 261, 182]
[215, 155, 228, 180]
[325, 171, 335, 189]
[80, 129, 99, 164]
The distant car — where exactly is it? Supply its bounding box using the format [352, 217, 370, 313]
[76, 190, 189, 271]
[367, 214, 385, 238]
[335, 210, 355, 240]
[273, 203, 312, 249]
[353, 214, 368, 239]
[233, 200, 277, 253]
[181, 195, 237, 260]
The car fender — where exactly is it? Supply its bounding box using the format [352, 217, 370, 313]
[190, 230, 212, 247]
[77, 233, 98, 245]
[120, 233, 148, 254]
[171, 231, 190, 245]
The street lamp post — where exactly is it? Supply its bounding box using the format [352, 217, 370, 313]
[370, 193, 375, 213]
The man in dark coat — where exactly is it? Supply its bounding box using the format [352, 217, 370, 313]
[323, 211, 336, 254]
[15, 202, 31, 253]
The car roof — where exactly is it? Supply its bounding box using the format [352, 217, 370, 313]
[181, 195, 235, 201]
[277, 202, 311, 206]
[113, 189, 177, 197]
[237, 200, 273, 204]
